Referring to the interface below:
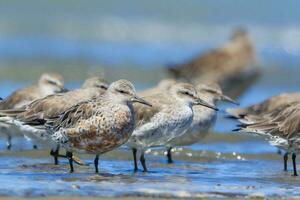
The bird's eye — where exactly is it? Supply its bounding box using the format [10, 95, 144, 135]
[118, 90, 127, 94]
[98, 85, 108, 90]
[184, 91, 191, 96]
[47, 80, 57, 85]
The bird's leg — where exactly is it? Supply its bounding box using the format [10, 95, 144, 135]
[277, 148, 282, 155]
[167, 147, 173, 164]
[140, 151, 148, 172]
[132, 148, 138, 172]
[94, 155, 99, 173]
[52, 153, 84, 166]
[292, 153, 298, 176]
[283, 152, 288, 171]
[66, 151, 74, 173]
[50, 145, 60, 165]
[6, 135, 12, 150]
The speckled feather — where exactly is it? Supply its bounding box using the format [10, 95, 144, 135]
[0, 77, 108, 144]
[43, 79, 140, 155]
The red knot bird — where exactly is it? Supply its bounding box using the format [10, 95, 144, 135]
[126, 82, 218, 172]
[234, 101, 300, 176]
[165, 83, 237, 163]
[39, 79, 150, 173]
[0, 72, 66, 150]
[227, 92, 300, 171]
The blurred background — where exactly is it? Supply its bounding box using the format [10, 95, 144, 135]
[0, 0, 300, 83]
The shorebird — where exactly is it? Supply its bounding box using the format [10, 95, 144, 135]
[227, 92, 300, 171]
[43, 79, 151, 173]
[165, 83, 238, 163]
[234, 102, 300, 176]
[227, 92, 300, 124]
[0, 72, 66, 149]
[167, 28, 259, 97]
[126, 82, 218, 172]
[0, 76, 109, 164]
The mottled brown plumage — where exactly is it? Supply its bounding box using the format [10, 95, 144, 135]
[44, 79, 151, 173]
[15, 77, 108, 125]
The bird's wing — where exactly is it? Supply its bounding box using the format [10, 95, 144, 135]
[227, 93, 300, 122]
[0, 86, 39, 109]
[239, 102, 300, 138]
[48, 99, 96, 131]
[15, 93, 67, 124]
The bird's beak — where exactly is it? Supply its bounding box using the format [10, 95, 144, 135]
[220, 94, 239, 105]
[194, 98, 219, 111]
[131, 95, 152, 107]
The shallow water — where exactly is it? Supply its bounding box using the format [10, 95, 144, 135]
[0, 133, 299, 199]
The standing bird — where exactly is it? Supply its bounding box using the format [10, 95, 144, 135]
[0, 72, 66, 149]
[127, 83, 218, 172]
[46, 79, 151, 173]
[227, 92, 300, 171]
[165, 83, 237, 163]
[168, 28, 259, 97]
[0, 76, 109, 165]
[234, 102, 300, 176]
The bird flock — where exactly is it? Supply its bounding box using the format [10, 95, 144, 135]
[0, 29, 298, 177]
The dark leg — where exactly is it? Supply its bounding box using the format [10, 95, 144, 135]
[50, 145, 60, 165]
[132, 148, 138, 172]
[33, 144, 38, 149]
[94, 155, 99, 173]
[167, 147, 173, 164]
[66, 151, 74, 173]
[6, 135, 12, 150]
[283, 152, 288, 171]
[277, 148, 282, 155]
[292, 153, 298, 176]
[140, 152, 147, 172]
